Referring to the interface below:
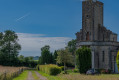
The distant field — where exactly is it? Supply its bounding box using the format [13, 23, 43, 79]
[34, 60, 38, 61]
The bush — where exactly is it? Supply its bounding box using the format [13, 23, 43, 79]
[76, 47, 91, 73]
[37, 64, 61, 75]
[73, 69, 79, 73]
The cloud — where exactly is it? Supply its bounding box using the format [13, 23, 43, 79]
[17, 33, 72, 57]
[16, 13, 30, 22]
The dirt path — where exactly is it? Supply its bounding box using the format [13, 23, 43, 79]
[27, 71, 34, 80]
[35, 71, 48, 80]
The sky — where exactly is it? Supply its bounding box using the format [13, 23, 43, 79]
[0, 0, 119, 56]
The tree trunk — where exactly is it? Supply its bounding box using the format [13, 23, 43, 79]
[73, 52, 76, 69]
[64, 62, 66, 73]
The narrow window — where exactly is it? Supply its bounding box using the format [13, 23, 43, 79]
[86, 32, 90, 41]
[102, 51, 105, 62]
[86, 15, 89, 18]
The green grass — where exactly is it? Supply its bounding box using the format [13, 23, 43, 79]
[13, 70, 28, 80]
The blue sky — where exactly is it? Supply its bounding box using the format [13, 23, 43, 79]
[0, 0, 119, 56]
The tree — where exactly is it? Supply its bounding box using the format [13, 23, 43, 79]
[67, 39, 76, 55]
[53, 50, 58, 64]
[18, 55, 25, 66]
[56, 49, 73, 73]
[76, 47, 91, 73]
[67, 39, 77, 67]
[0, 30, 21, 66]
[41, 45, 50, 51]
[40, 45, 53, 64]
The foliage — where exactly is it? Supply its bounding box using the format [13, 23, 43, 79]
[0, 30, 21, 66]
[56, 49, 73, 73]
[67, 39, 77, 67]
[39, 45, 53, 64]
[76, 47, 91, 73]
[37, 64, 61, 75]
[67, 39, 76, 55]
[116, 50, 119, 71]
[53, 50, 58, 64]
[60, 66, 64, 71]
[73, 69, 79, 73]
[0, 30, 38, 67]
[18, 55, 38, 68]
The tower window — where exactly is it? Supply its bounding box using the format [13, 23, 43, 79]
[86, 15, 89, 18]
[102, 51, 105, 62]
[86, 32, 90, 41]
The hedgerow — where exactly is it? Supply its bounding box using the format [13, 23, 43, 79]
[37, 64, 61, 75]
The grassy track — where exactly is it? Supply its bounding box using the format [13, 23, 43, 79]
[38, 71, 62, 80]
[32, 71, 39, 80]
[13, 70, 28, 80]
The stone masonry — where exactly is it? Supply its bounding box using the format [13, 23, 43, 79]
[76, 0, 119, 72]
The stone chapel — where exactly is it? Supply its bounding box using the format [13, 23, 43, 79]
[76, 0, 119, 72]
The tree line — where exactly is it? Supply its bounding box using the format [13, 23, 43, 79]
[0, 30, 37, 67]
[39, 39, 91, 74]
[0, 30, 91, 73]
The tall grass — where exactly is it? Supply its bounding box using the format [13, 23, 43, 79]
[0, 66, 27, 80]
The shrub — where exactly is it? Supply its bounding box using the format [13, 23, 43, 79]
[37, 64, 61, 75]
[73, 69, 79, 73]
[76, 47, 91, 73]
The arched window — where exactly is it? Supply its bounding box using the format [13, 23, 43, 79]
[86, 32, 90, 41]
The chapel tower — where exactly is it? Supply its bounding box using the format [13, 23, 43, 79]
[76, 0, 119, 73]
[82, 0, 103, 41]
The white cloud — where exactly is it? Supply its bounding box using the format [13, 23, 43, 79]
[17, 33, 72, 57]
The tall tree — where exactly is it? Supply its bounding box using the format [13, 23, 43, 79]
[40, 45, 53, 64]
[76, 47, 91, 73]
[67, 39, 77, 67]
[53, 50, 58, 64]
[41, 45, 50, 51]
[67, 39, 76, 55]
[0, 30, 21, 66]
[56, 49, 73, 73]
